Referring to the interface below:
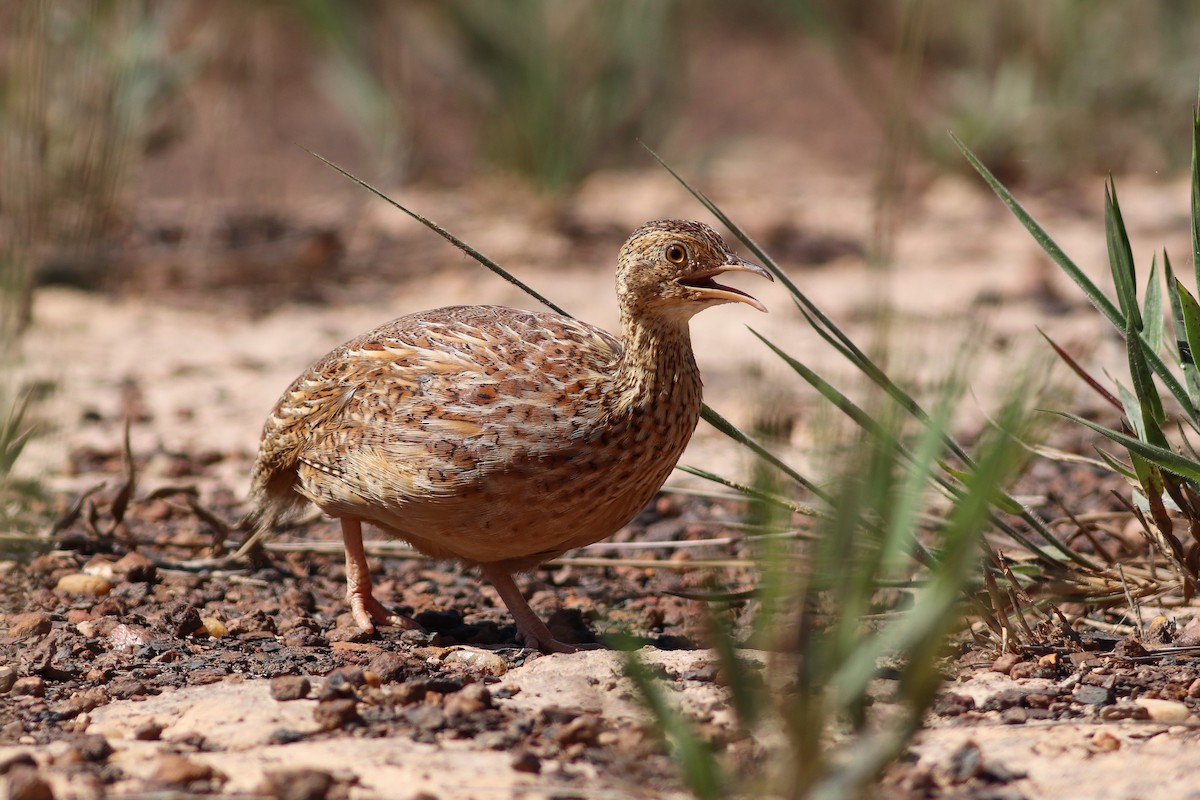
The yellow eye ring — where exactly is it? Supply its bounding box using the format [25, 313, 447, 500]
[665, 244, 686, 264]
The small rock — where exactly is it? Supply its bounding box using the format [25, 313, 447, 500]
[555, 715, 601, 747]
[106, 677, 149, 699]
[6, 613, 52, 640]
[367, 651, 421, 684]
[227, 609, 277, 636]
[55, 573, 112, 597]
[1091, 730, 1121, 751]
[283, 628, 324, 648]
[1099, 702, 1150, 721]
[943, 741, 983, 784]
[0, 665, 17, 693]
[1007, 661, 1040, 680]
[999, 707, 1029, 725]
[313, 698, 359, 730]
[444, 648, 508, 677]
[107, 623, 151, 654]
[1176, 616, 1200, 646]
[933, 692, 975, 717]
[1073, 684, 1111, 706]
[510, 749, 541, 774]
[1134, 697, 1190, 723]
[320, 667, 366, 700]
[133, 721, 164, 741]
[262, 768, 335, 800]
[1189, 678, 1200, 699]
[56, 687, 108, 719]
[201, 617, 229, 637]
[71, 734, 113, 763]
[159, 603, 203, 638]
[443, 683, 492, 718]
[270, 676, 311, 701]
[112, 551, 157, 583]
[152, 754, 220, 788]
[81, 556, 116, 580]
[5, 765, 54, 800]
[1145, 615, 1175, 644]
[12, 677, 45, 698]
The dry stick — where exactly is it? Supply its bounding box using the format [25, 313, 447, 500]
[1118, 565, 1145, 639]
[256, 539, 754, 571]
[1051, 494, 1118, 565]
[997, 553, 1038, 642]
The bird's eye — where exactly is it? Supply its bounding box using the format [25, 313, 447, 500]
[665, 244, 686, 264]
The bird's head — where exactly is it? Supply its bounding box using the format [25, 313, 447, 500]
[615, 220, 772, 322]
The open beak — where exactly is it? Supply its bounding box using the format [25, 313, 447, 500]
[677, 256, 774, 313]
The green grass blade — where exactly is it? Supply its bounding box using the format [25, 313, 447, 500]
[1094, 447, 1137, 480]
[1039, 328, 1123, 411]
[1166, 248, 1187, 360]
[955, 133, 1198, 422]
[699, 405, 827, 501]
[1192, 98, 1200, 294]
[1106, 179, 1142, 331]
[676, 464, 819, 516]
[706, 610, 765, 729]
[619, 645, 725, 800]
[1144, 253, 1164, 357]
[1057, 411, 1200, 483]
[306, 149, 569, 317]
[1175, 275, 1200, 402]
[953, 133, 1122, 327]
[1126, 299, 1167, 428]
[1115, 380, 1146, 441]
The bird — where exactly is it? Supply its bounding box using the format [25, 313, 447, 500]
[246, 219, 772, 653]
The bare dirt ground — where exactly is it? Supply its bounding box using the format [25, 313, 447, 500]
[5, 139, 1200, 799]
[6, 19, 1200, 796]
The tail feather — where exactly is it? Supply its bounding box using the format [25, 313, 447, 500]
[236, 459, 305, 559]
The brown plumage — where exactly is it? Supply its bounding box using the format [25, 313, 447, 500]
[247, 219, 771, 652]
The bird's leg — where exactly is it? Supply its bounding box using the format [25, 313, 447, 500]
[480, 564, 602, 654]
[340, 517, 419, 633]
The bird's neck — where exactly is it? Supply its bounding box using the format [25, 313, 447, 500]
[614, 311, 702, 409]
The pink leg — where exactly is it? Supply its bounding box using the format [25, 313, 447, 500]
[341, 517, 419, 633]
[480, 564, 602, 654]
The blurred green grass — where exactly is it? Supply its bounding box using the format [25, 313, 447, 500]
[740, 0, 1200, 182]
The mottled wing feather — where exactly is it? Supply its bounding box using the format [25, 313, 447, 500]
[251, 305, 622, 524]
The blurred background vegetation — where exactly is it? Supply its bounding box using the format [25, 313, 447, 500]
[2, 0, 1197, 298]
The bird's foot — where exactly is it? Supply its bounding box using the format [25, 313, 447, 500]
[349, 590, 420, 635]
[524, 635, 603, 654]
[481, 565, 603, 654]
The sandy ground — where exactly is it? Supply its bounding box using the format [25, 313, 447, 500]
[7, 142, 1200, 799]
